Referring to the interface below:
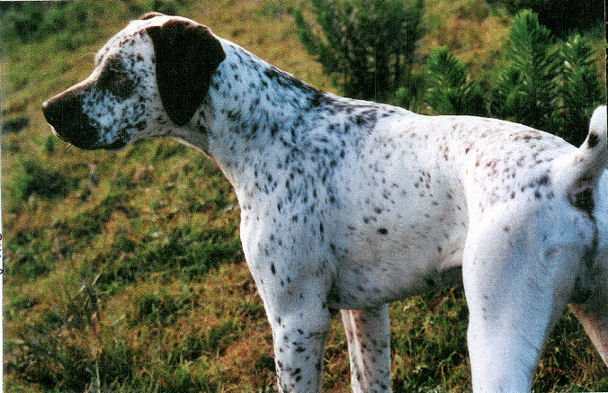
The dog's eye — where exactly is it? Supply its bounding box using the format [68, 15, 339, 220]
[98, 59, 135, 99]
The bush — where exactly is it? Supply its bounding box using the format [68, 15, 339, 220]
[489, 10, 560, 130]
[488, 10, 604, 143]
[487, 0, 603, 36]
[423, 47, 486, 116]
[425, 10, 603, 145]
[295, 0, 424, 101]
[557, 34, 606, 145]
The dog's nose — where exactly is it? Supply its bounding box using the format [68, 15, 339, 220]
[41, 90, 99, 149]
[42, 98, 60, 125]
[42, 93, 77, 128]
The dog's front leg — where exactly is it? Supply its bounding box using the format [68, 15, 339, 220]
[248, 254, 332, 393]
[266, 280, 331, 392]
[341, 305, 392, 392]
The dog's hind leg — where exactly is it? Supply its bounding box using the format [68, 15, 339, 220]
[560, 105, 608, 367]
[570, 286, 608, 366]
[462, 215, 582, 392]
[341, 304, 392, 393]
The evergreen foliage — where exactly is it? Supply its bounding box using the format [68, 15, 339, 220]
[417, 9, 603, 145]
[423, 47, 485, 116]
[487, 10, 604, 144]
[294, 0, 424, 100]
[489, 10, 560, 130]
[558, 34, 606, 145]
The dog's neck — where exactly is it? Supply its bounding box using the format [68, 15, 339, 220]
[182, 40, 408, 202]
[192, 41, 335, 190]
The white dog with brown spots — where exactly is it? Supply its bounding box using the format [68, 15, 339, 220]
[42, 13, 608, 393]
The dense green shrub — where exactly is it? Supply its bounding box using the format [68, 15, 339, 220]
[489, 10, 560, 130]
[423, 10, 603, 144]
[423, 47, 485, 116]
[294, 0, 424, 100]
[486, 0, 603, 36]
[558, 34, 606, 145]
[488, 10, 604, 143]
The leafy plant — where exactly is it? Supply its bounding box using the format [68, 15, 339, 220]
[423, 47, 486, 116]
[489, 10, 560, 130]
[294, 0, 424, 100]
[432, 10, 603, 144]
[557, 34, 606, 145]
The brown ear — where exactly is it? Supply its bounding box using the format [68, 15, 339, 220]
[146, 20, 225, 126]
[140, 12, 165, 20]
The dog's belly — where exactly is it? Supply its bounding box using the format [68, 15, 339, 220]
[332, 232, 465, 309]
[330, 156, 468, 309]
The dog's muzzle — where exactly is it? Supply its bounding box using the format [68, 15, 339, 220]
[42, 88, 101, 150]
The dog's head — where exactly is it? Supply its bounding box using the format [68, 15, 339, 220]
[42, 13, 225, 150]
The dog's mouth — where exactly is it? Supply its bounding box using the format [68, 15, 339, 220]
[47, 123, 101, 151]
[49, 124, 70, 144]
[49, 124, 128, 151]
[102, 138, 129, 151]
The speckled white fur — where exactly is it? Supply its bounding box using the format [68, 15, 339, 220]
[44, 14, 608, 393]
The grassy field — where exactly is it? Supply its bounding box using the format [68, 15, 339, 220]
[2, 0, 607, 392]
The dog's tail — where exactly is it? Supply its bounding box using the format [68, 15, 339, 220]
[552, 105, 606, 211]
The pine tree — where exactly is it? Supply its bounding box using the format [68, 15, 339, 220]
[294, 0, 424, 101]
[489, 10, 560, 131]
[423, 47, 485, 116]
[557, 34, 605, 145]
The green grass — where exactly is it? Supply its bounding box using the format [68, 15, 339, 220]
[2, 1, 606, 392]
[11, 158, 76, 203]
